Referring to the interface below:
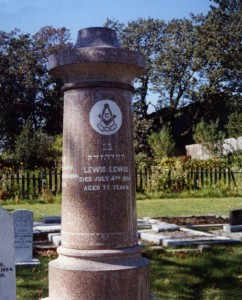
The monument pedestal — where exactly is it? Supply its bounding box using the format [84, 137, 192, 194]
[47, 27, 150, 299]
[49, 246, 149, 299]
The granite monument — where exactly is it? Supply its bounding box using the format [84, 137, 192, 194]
[47, 27, 150, 300]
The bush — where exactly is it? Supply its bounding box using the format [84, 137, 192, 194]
[193, 118, 225, 157]
[226, 112, 242, 138]
[148, 126, 176, 160]
[150, 157, 187, 192]
[137, 156, 242, 195]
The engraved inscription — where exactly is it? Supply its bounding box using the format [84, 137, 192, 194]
[0, 262, 14, 278]
[63, 142, 131, 192]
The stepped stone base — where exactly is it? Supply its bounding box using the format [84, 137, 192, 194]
[47, 246, 150, 300]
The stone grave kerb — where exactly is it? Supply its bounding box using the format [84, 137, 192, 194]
[46, 27, 150, 300]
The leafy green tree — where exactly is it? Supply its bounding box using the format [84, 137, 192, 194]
[152, 17, 203, 112]
[50, 134, 63, 167]
[226, 112, 242, 138]
[0, 27, 71, 150]
[105, 18, 165, 119]
[105, 17, 212, 154]
[148, 126, 176, 160]
[105, 18, 167, 157]
[33, 26, 72, 135]
[193, 118, 225, 156]
[133, 113, 153, 155]
[195, 0, 242, 107]
[107, 8, 242, 156]
[14, 120, 54, 168]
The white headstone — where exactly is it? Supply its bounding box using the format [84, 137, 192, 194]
[12, 209, 39, 265]
[0, 206, 16, 300]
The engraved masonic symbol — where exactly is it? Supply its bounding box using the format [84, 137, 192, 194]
[89, 100, 122, 135]
[97, 103, 117, 132]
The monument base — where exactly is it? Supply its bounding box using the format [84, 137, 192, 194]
[48, 245, 150, 300]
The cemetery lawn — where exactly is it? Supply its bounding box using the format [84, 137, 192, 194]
[142, 244, 242, 299]
[16, 254, 57, 300]
[2, 196, 242, 220]
[136, 197, 242, 218]
[3, 196, 242, 299]
[15, 244, 242, 299]
[2, 202, 61, 221]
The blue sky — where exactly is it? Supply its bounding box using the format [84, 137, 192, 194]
[0, 0, 212, 42]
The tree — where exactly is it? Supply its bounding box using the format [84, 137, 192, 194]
[193, 118, 225, 156]
[105, 18, 165, 119]
[195, 0, 242, 107]
[152, 18, 203, 112]
[0, 30, 35, 148]
[105, 9, 241, 155]
[226, 112, 242, 138]
[32, 26, 72, 135]
[50, 134, 63, 168]
[105, 18, 166, 156]
[14, 119, 54, 168]
[0, 27, 71, 150]
[148, 126, 176, 160]
[105, 17, 209, 154]
[133, 113, 153, 154]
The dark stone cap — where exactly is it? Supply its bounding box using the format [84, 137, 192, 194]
[48, 27, 146, 83]
[74, 27, 121, 48]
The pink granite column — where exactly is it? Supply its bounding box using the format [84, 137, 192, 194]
[47, 27, 150, 300]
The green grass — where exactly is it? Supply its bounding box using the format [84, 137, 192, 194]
[16, 255, 57, 300]
[15, 245, 242, 299]
[2, 196, 241, 299]
[142, 245, 242, 299]
[137, 197, 242, 218]
[2, 197, 242, 221]
[2, 202, 61, 221]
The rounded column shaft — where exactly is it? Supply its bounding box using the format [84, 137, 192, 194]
[61, 87, 137, 249]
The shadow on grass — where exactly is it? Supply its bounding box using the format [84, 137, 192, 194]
[16, 246, 242, 299]
[142, 245, 242, 299]
[16, 255, 55, 300]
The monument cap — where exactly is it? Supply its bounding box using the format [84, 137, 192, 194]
[74, 27, 121, 48]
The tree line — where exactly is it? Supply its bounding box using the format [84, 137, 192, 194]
[0, 0, 241, 169]
[0, 26, 71, 168]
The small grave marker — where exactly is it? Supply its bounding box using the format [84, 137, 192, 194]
[12, 209, 39, 265]
[0, 206, 16, 300]
[229, 209, 242, 226]
[43, 216, 61, 224]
